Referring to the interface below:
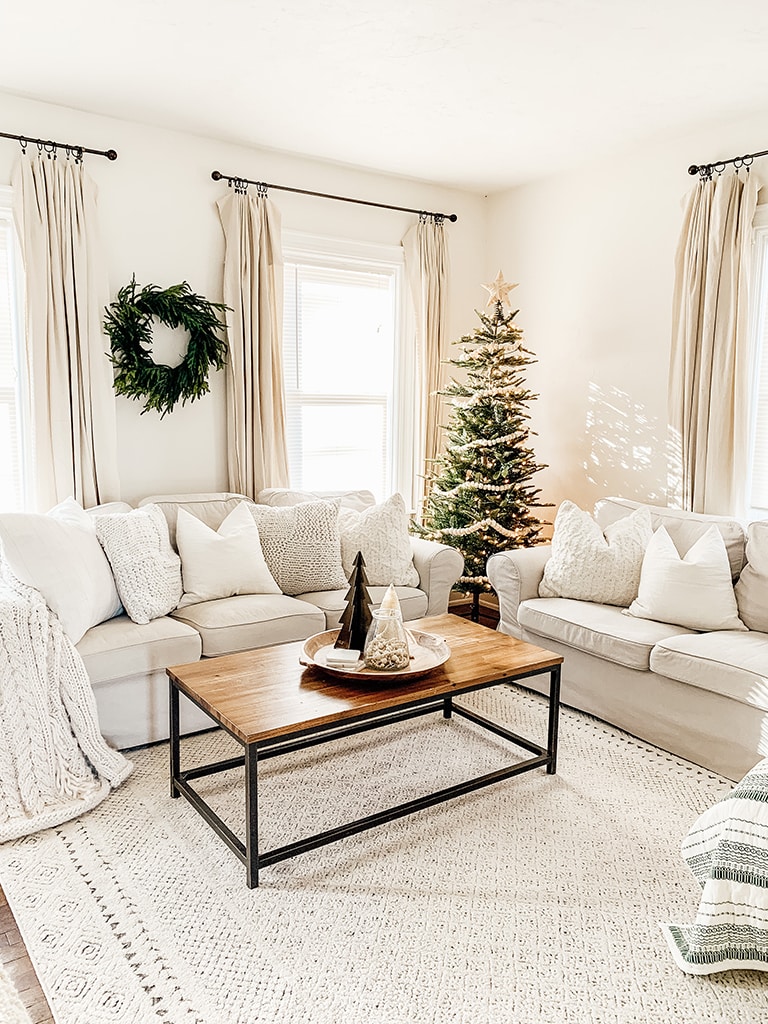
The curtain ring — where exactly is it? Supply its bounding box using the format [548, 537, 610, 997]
[256, 182, 267, 198]
[18, 136, 27, 154]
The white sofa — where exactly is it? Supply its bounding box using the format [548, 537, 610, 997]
[487, 497, 768, 781]
[74, 490, 464, 750]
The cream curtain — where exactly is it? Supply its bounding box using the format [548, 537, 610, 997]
[402, 215, 449, 512]
[669, 171, 759, 515]
[217, 190, 289, 498]
[13, 154, 120, 510]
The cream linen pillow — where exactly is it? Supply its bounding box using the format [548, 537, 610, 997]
[0, 496, 122, 643]
[735, 520, 768, 632]
[626, 525, 746, 631]
[338, 493, 419, 587]
[176, 501, 280, 608]
[538, 500, 652, 607]
[95, 504, 183, 624]
[249, 499, 347, 595]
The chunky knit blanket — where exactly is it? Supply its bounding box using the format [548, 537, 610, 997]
[662, 757, 768, 974]
[0, 572, 131, 842]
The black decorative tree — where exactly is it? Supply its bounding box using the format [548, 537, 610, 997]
[416, 271, 549, 618]
[334, 551, 373, 651]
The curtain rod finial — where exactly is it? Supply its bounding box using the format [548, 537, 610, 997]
[688, 164, 700, 176]
[448, 214, 458, 223]
[211, 170, 223, 181]
[106, 149, 118, 161]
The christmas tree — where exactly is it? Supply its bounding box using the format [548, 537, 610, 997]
[334, 551, 373, 652]
[416, 271, 549, 609]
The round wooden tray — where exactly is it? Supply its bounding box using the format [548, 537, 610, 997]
[300, 628, 450, 682]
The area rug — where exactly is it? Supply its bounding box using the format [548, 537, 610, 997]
[0, 687, 766, 1023]
[0, 961, 32, 1024]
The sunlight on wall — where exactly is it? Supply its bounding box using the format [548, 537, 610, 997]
[582, 382, 681, 507]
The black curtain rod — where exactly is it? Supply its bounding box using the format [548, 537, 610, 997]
[688, 147, 768, 178]
[0, 130, 117, 161]
[211, 170, 457, 223]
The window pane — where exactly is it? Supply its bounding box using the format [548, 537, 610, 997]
[750, 229, 768, 512]
[0, 210, 25, 512]
[291, 403, 387, 494]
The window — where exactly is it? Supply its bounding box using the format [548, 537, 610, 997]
[747, 207, 768, 516]
[282, 235, 417, 507]
[0, 187, 27, 512]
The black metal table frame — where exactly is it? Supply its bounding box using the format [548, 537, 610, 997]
[170, 664, 561, 888]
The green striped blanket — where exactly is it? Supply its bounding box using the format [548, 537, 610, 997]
[662, 759, 768, 974]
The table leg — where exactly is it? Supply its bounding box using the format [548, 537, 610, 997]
[443, 696, 452, 719]
[547, 664, 561, 775]
[245, 744, 259, 888]
[170, 680, 180, 798]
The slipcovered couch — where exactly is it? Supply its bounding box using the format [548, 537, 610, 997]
[2, 489, 463, 751]
[487, 497, 768, 781]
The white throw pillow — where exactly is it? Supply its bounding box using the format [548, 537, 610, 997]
[249, 499, 348, 595]
[0, 496, 122, 643]
[95, 504, 183, 624]
[176, 501, 281, 608]
[735, 520, 768, 632]
[538, 500, 652, 607]
[338, 493, 419, 587]
[626, 525, 746, 631]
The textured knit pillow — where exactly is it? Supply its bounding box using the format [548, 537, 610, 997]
[735, 520, 768, 632]
[627, 525, 746, 632]
[0, 496, 122, 643]
[95, 504, 183, 624]
[249, 499, 347, 595]
[176, 502, 281, 608]
[539, 500, 652, 607]
[338, 493, 419, 586]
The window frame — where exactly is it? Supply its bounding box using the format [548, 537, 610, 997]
[281, 231, 418, 510]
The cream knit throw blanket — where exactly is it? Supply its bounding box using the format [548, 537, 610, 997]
[0, 572, 132, 842]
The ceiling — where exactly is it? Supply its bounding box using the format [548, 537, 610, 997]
[4, 0, 768, 192]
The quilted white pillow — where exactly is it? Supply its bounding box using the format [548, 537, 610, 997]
[249, 499, 348, 595]
[338, 493, 419, 587]
[539, 500, 652, 607]
[627, 525, 746, 632]
[735, 520, 768, 632]
[176, 502, 281, 608]
[0, 496, 122, 643]
[94, 504, 183, 624]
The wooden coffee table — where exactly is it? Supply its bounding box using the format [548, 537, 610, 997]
[167, 613, 563, 887]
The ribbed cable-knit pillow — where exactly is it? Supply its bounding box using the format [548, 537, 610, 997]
[338, 493, 419, 586]
[95, 504, 183, 624]
[539, 500, 652, 607]
[249, 499, 348, 595]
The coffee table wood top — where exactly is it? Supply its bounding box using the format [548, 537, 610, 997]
[167, 613, 562, 746]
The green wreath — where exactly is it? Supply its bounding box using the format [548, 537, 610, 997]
[104, 276, 229, 418]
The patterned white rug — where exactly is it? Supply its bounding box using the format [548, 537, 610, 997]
[0, 687, 766, 1024]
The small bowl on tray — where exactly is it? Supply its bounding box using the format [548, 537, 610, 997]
[300, 628, 450, 682]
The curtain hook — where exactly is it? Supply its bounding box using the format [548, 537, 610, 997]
[256, 182, 267, 198]
[18, 136, 27, 155]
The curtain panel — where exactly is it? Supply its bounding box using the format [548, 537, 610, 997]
[217, 191, 290, 498]
[13, 155, 120, 510]
[402, 216, 449, 514]
[669, 172, 759, 515]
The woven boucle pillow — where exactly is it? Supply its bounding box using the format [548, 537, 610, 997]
[249, 499, 348, 595]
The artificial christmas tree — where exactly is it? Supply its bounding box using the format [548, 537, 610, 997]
[334, 551, 373, 652]
[416, 271, 549, 618]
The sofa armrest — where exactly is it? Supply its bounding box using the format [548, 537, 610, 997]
[409, 537, 464, 615]
[487, 546, 551, 637]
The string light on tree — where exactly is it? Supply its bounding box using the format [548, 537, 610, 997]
[414, 271, 550, 619]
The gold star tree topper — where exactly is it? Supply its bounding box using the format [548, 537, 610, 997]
[482, 270, 518, 308]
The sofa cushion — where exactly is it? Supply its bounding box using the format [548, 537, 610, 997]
[296, 586, 428, 629]
[735, 520, 768, 632]
[94, 504, 183, 624]
[518, 597, 696, 671]
[176, 502, 280, 607]
[257, 487, 375, 512]
[594, 497, 747, 579]
[171, 594, 325, 657]
[650, 631, 768, 713]
[338, 493, 419, 587]
[76, 614, 202, 685]
[0, 497, 122, 644]
[539, 501, 651, 607]
[139, 492, 253, 550]
[248, 500, 347, 595]
[626, 526, 746, 632]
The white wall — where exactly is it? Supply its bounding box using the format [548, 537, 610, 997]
[0, 91, 487, 506]
[487, 109, 768, 523]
